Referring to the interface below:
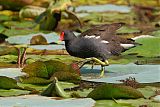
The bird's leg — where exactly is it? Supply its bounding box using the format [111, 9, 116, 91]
[91, 61, 96, 70]
[86, 57, 109, 77]
[75, 58, 93, 69]
[86, 57, 109, 66]
[100, 65, 105, 77]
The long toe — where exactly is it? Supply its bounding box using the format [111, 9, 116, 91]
[99, 66, 105, 77]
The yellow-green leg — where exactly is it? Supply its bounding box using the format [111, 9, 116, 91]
[86, 57, 109, 77]
[100, 66, 105, 77]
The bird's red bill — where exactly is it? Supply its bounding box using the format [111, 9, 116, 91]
[60, 32, 64, 41]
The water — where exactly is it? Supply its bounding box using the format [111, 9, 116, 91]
[75, 4, 131, 13]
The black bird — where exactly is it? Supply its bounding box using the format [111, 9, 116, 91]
[59, 23, 139, 77]
[60, 30, 122, 77]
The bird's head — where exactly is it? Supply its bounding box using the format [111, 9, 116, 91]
[59, 30, 76, 41]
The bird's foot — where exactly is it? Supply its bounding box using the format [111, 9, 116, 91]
[100, 66, 105, 77]
[85, 57, 109, 77]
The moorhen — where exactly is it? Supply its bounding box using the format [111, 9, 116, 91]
[59, 23, 139, 77]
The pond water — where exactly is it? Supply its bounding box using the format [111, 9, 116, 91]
[1, 63, 159, 83]
[0, 95, 95, 107]
[6, 32, 60, 45]
[81, 63, 160, 83]
[75, 4, 131, 13]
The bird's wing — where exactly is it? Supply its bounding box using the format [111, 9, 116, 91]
[80, 23, 125, 40]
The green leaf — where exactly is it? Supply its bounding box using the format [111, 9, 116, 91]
[123, 37, 160, 57]
[151, 30, 160, 37]
[50, 71, 81, 83]
[87, 84, 144, 100]
[0, 89, 30, 97]
[19, 77, 52, 85]
[19, 6, 46, 19]
[44, 60, 69, 77]
[0, 76, 22, 89]
[95, 100, 134, 107]
[22, 61, 49, 78]
[116, 26, 140, 34]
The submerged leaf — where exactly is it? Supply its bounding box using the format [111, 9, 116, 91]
[87, 84, 144, 100]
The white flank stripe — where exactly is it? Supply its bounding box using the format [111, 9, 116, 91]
[120, 44, 135, 49]
[132, 35, 154, 40]
[101, 40, 109, 43]
[84, 35, 100, 39]
[95, 36, 100, 39]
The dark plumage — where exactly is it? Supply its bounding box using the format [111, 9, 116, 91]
[61, 30, 111, 62]
[59, 23, 140, 77]
[80, 23, 135, 44]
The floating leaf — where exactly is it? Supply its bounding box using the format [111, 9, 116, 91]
[30, 34, 48, 45]
[0, 89, 30, 97]
[19, 6, 46, 19]
[19, 77, 52, 85]
[44, 60, 80, 77]
[95, 100, 133, 107]
[44, 60, 69, 77]
[117, 26, 141, 34]
[151, 30, 160, 37]
[87, 84, 144, 100]
[123, 37, 160, 57]
[22, 61, 48, 78]
[41, 78, 71, 98]
[0, 76, 22, 89]
[50, 71, 81, 83]
[41, 81, 57, 97]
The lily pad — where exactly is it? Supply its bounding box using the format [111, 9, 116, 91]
[151, 30, 160, 37]
[19, 77, 52, 85]
[0, 76, 22, 89]
[0, 55, 18, 63]
[123, 37, 160, 57]
[116, 26, 141, 34]
[95, 98, 160, 107]
[22, 61, 48, 78]
[87, 84, 144, 100]
[0, 89, 30, 97]
[95, 100, 133, 107]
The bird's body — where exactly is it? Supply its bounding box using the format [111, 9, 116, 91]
[65, 35, 111, 61]
[59, 23, 139, 77]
